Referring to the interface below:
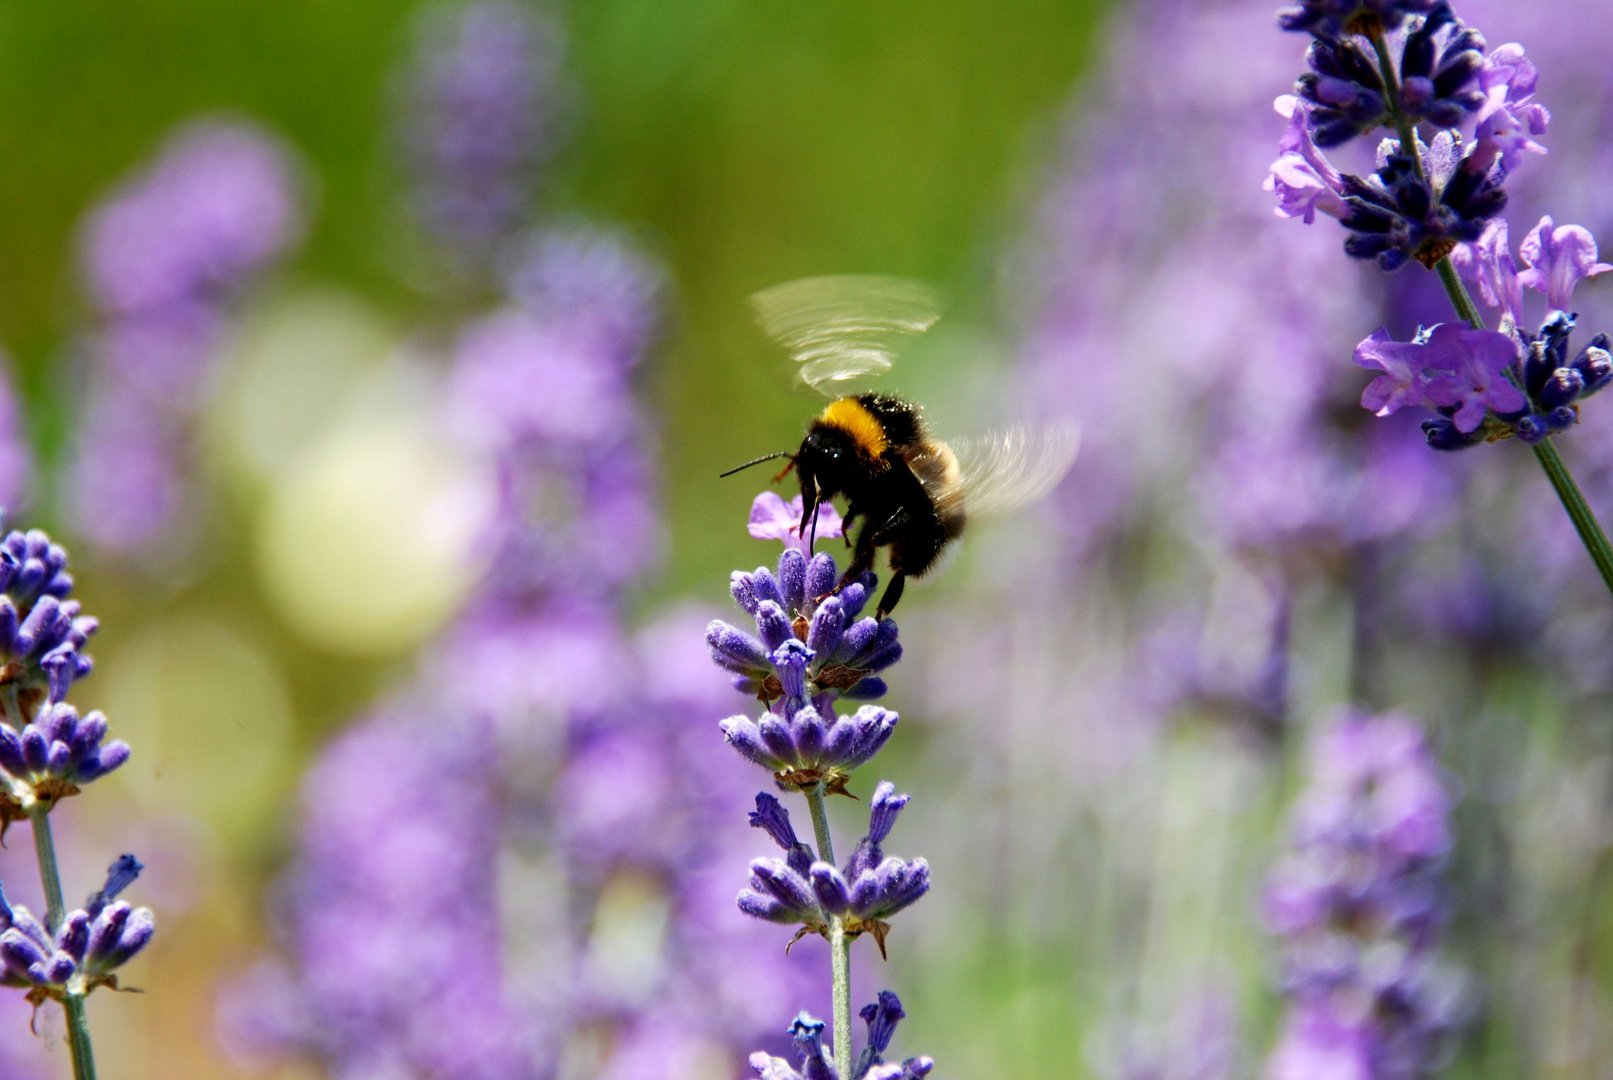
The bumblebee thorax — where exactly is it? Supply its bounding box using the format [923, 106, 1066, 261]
[816, 397, 891, 462]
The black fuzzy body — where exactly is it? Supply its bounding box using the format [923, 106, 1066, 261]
[795, 393, 957, 616]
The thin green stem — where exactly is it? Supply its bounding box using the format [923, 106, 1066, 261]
[805, 783, 837, 867]
[829, 919, 851, 1071]
[1531, 441, 1613, 595]
[29, 810, 97, 1080]
[29, 809, 65, 932]
[62, 996, 96, 1080]
[1436, 258, 1487, 330]
[805, 784, 852, 1071]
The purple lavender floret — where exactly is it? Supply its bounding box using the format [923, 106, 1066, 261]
[0, 703, 129, 814]
[719, 702, 898, 793]
[1357, 230, 1613, 449]
[400, 0, 563, 261]
[1277, 0, 1438, 39]
[713, 545, 898, 706]
[739, 782, 928, 954]
[1294, 37, 1388, 147]
[0, 530, 97, 711]
[1394, 4, 1486, 127]
[1339, 140, 1506, 271]
[0, 858, 154, 1000]
[747, 1002, 933, 1080]
[1472, 44, 1549, 173]
[1265, 711, 1466, 1080]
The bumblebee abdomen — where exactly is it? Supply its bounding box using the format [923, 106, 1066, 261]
[904, 439, 966, 540]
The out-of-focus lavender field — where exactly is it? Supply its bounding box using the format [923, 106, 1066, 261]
[2, 0, 1613, 1077]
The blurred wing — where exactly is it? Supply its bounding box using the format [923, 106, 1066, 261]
[749, 275, 942, 395]
[949, 422, 1081, 519]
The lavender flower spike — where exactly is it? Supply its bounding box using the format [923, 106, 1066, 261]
[714, 536, 899, 707]
[0, 859, 155, 1004]
[739, 782, 928, 956]
[0, 529, 97, 712]
[720, 703, 898, 794]
[0, 702, 130, 826]
[716, 493, 930, 1073]
[747, 998, 933, 1080]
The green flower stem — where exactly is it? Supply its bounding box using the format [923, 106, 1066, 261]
[1527, 440, 1613, 595]
[62, 996, 96, 1080]
[29, 809, 66, 932]
[28, 809, 97, 1080]
[1368, 29, 1613, 599]
[806, 783, 853, 1073]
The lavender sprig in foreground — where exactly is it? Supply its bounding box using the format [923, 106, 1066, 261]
[0, 529, 150, 1080]
[709, 494, 934, 1078]
[1266, 0, 1613, 594]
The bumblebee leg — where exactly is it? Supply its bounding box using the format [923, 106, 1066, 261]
[867, 507, 910, 545]
[829, 518, 880, 596]
[874, 572, 906, 618]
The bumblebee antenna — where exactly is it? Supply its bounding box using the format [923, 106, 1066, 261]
[719, 451, 795, 479]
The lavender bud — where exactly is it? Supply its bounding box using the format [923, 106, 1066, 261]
[56, 910, 90, 964]
[808, 863, 853, 917]
[708, 620, 773, 676]
[804, 554, 838, 604]
[778, 548, 808, 613]
[756, 601, 794, 652]
[1540, 367, 1585, 409]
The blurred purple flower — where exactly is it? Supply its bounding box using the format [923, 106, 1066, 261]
[1265, 710, 1466, 1080]
[0, 364, 32, 518]
[67, 120, 301, 561]
[221, 713, 538, 1079]
[400, 0, 564, 262]
[81, 122, 300, 327]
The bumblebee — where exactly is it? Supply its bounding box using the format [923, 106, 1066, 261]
[725, 275, 1079, 617]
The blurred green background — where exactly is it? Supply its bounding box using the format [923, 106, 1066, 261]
[0, 1, 1113, 1075]
[0, 0, 1110, 594]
